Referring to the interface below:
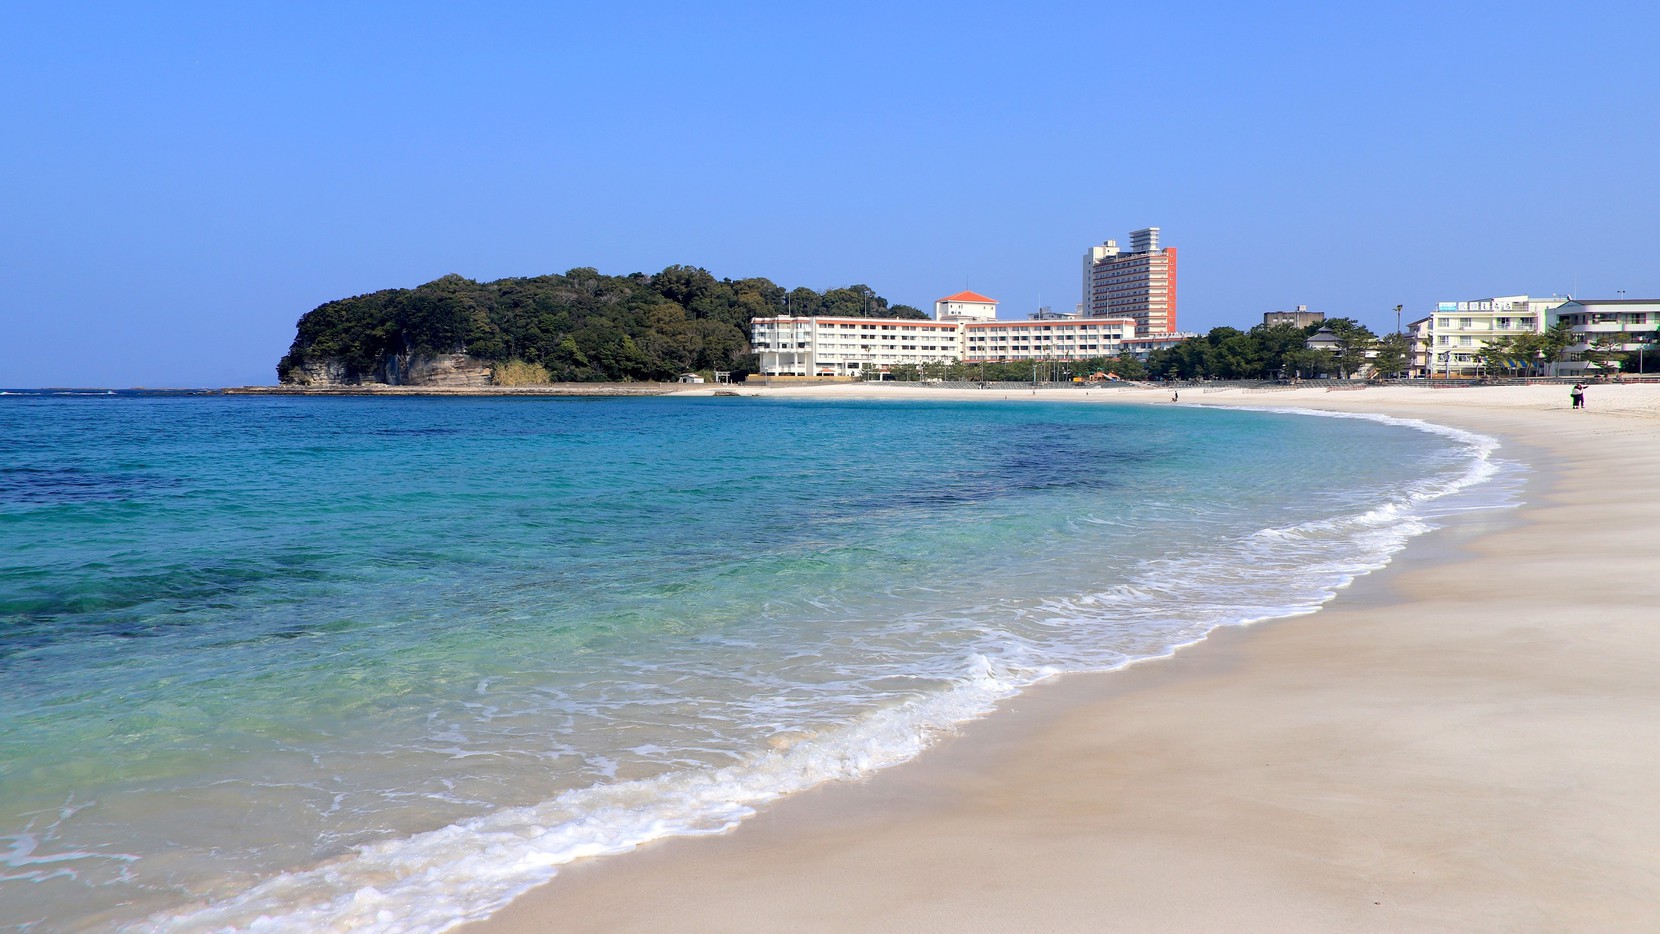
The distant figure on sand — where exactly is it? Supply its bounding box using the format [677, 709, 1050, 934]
[1571, 383, 1586, 409]
[1171, 390, 1179, 402]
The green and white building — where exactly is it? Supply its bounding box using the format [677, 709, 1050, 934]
[1416, 294, 1657, 377]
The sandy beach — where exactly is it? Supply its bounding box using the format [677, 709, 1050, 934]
[469, 382, 1660, 933]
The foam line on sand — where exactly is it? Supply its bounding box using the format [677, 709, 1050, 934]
[469, 383, 1660, 933]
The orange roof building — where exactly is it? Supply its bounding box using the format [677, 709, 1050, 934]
[934, 290, 998, 322]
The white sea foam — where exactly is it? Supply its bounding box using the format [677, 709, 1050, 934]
[143, 654, 1045, 933]
[1, 799, 137, 887]
[139, 409, 1519, 934]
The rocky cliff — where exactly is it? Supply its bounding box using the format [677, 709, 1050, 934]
[285, 353, 493, 388]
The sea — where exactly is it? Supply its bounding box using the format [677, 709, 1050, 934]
[0, 391, 1519, 932]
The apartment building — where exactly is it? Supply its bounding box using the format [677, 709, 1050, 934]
[1081, 227, 1178, 335]
[1406, 316, 1433, 375]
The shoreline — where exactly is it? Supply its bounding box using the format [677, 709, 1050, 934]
[221, 383, 686, 396]
[466, 383, 1660, 932]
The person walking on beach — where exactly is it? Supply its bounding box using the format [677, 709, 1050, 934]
[1571, 382, 1586, 409]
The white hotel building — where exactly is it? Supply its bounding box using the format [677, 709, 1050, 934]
[752, 290, 1190, 377]
[750, 316, 966, 377]
[1417, 294, 1658, 377]
[1552, 299, 1660, 374]
[1421, 295, 1565, 376]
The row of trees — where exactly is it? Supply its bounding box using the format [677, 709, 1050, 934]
[871, 320, 1417, 384]
[1596, 334, 1660, 374]
[1142, 320, 1411, 381]
[1463, 321, 1576, 377]
[1153, 319, 1657, 380]
[1474, 322, 1659, 375]
[277, 266, 925, 383]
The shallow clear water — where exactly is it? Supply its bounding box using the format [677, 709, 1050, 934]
[0, 393, 1516, 931]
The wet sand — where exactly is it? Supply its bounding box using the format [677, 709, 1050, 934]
[469, 383, 1660, 933]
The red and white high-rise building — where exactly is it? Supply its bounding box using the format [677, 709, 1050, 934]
[1081, 227, 1178, 336]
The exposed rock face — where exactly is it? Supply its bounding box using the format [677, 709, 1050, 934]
[285, 354, 493, 387]
[292, 359, 352, 386]
[377, 353, 493, 387]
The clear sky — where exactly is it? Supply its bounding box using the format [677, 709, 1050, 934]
[3, 1, 1656, 387]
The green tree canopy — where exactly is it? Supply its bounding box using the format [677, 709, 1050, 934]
[1144, 320, 1387, 381]
[1370, 333, 1411, 378]
[278, 267, 922, 383]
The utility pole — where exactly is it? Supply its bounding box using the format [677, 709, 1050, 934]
[1394, 304, 1404, 377]
[1616, 290, 1632, 374]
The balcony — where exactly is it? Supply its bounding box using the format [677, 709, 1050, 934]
[1571, 321, 1647, 334]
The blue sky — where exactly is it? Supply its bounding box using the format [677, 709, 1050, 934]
[3, 1, 1656, 386]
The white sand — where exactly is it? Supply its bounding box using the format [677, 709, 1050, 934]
[682, 377, 1660, 419]
[468, 382, 1660, 933]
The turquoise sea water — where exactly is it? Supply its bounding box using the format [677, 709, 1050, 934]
[0, 393, 1514, 931]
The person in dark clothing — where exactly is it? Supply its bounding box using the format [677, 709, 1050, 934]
[1571, 383, 1586, 409]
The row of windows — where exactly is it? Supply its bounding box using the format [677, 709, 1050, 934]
[967, 327, 1128, 335]
[1090, 271, 1167, 283]
[1557, 313, 1658, 325]
[759, 322, 1149, 336]
[1430, 315, 1644, 330]
[822, 323, 949, 332]
[753, 323, 954, 333]
[969, 336, 1124, 343]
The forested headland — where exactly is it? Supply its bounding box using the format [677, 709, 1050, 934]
[276, 266, 924, 384]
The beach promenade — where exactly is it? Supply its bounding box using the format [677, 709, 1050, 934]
[472, 383, 1660, 933]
